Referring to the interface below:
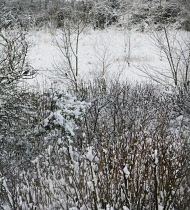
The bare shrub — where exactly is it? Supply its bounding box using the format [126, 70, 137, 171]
[0, 28, 34, 90]
[2, 82, 189, 209]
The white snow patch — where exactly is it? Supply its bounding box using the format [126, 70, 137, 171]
[123, 164, 130, 179]
[23, 27, 180, 90]
[86, 146, 94, 162]
[154, 149, 158, 165]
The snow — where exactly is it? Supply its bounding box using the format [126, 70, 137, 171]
[123, 164, 130, 179]
[87, 181, 94, 191]
[86, 146, 94, 161]
[53, 110, 65, 126]
[158, 205, 164, 210]
[0, 99, 3, 107]
[47, 145, 53, 156]
[23, 27, 189, 90]
[154, 149, 158, 165]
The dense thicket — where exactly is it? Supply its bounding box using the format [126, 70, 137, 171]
[0, 80, 189, 209]
[0, 0, 189, 30]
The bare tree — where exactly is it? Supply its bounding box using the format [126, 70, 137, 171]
[53, 1, 90, 91]
[0, 28, 34, 91]
[137, 26, 190, 88]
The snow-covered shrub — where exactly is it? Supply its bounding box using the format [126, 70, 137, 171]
[0, 89, 89, 209]
[140, 28, 190, 88]
[76, 82, 189, 209]
[0, 28, 33, 90]
[92, 0, 121, 29]
[175, 86, 190, 116]
[2, 82, 189, 209]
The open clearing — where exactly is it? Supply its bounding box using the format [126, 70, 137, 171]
[25, 27, 188, 90]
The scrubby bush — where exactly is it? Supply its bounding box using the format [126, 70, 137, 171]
[0, 88, 88, 209]
[0, 28, 33, 89]
[1, 81, 189, 209]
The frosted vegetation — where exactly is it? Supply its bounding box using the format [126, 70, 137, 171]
[0, 0, 190, 209]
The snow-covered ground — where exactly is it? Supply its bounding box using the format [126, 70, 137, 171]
[23, 27, 189, 90]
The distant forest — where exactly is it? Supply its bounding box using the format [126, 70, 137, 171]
[0, 0, 190, 30]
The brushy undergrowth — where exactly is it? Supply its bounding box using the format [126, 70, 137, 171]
[0, 81, 189, 210]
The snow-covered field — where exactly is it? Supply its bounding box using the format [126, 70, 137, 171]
[24, 27, 189, 90]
